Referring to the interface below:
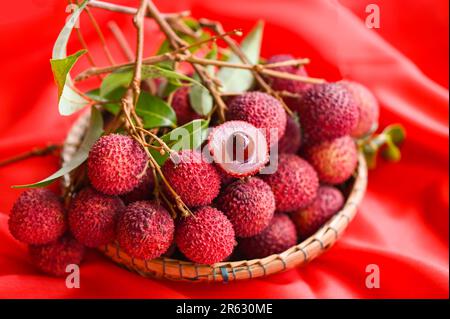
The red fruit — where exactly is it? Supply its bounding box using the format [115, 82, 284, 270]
[121, 168, 155, 204]
[175, 206, 235, 264]
[29, 236, 85, 277]
[216, 177, 275, 237]
[117, 201, 174, 260]
[9, 189, 66, 245]
[68, 187, 125, 247]
[162, 150, 221, 207]
[88, 134, 148, 195]
[261, 154, 319, 213]
[172, 87, 201, 125]
[291, 186, 344, 240]
[238, 214, 297, 259]
[304, 136, 358, 185]
[277, 116, 302, 154]
[227, 92, 287, 146]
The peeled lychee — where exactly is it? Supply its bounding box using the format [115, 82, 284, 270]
[117, 201, 174, 260]
[68, 187, 125, 247]
[29, 235, 85, 277]
[238, 214, 297, 259]
[162, 149, 221, 207]
[175, 206, 235, 264]
[121, 168, 155, 204]
[9, 189, 66, 245]
[227, 92, 287, 146]
[261, 154, 319, 213]
[277, 116, 302, 154]
[298, 83, 359, 142]
[304, 135, 358, 185]
[216, 177, 275, 237]
[172, 87, 201, 125]
[291, 186, 344, 240]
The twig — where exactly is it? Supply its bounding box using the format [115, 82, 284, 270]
[264, 58, 310, 68]
[108, 21, 134, 60]
[0, 144, 62, 167]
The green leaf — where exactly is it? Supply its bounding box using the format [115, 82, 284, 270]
[384, 124, 406, 145]
[217, 21, 264, 93]
[100, 68, 133, 97]
[136, 92, 177, 128]
[50, 50, 86, 97]
[382, 138, 401, 162]
[13, 107, 104, 188]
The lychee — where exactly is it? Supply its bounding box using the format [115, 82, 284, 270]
[291, 186, 344, 240]
[277, 116, 302, 154]
[298, 83, 359, 142]
[208, 121, 269, 178]
[162, 149, 221, 207]
[238, 214, 297, 259]
[68, 187, 125, 247]
[304, 135, 358, 185]
[227, 92, 287, 146]
[9, 189, 66, 245]
[175, 206, 235, 264]
[261, 154, 319, 213]
[172, 87, 201, 125]
[29, 235, 85, 277]
[216, 177, 275, 237]
[121, 168, 155, 204]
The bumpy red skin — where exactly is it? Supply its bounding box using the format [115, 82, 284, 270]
[227, 92, 287, 147]
[304, 135, 358, 185]
[277, 116, 302, 154]
[117, 201, 174, 260]
[68, 187, 125, 247]
[9, 189, 66, 245]
[298, 83, 359, 143]
[291, 186, 344, 240]
[216, 165, 236, 187]
[162, 150, 221, 207]
[176, 207, 235, 264]
[262, 154, 319, 213]
[172, 87, 201, 125]
[216, 177, 275, 238]
[340, 80, 379, 137]
[29, 236, 85, 277]
[87, 134, 148, 195]
[238, 214, 297, 259]
[120, 168, 155, 204]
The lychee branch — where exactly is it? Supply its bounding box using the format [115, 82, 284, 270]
[0, 144, 62, 167]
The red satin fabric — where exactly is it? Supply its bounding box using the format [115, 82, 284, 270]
[0, 0, 448, 298]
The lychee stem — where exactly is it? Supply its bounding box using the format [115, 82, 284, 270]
[0, 144, 62, 167]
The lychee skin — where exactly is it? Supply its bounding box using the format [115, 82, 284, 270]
[261, 154, 319, 213]
[298, 83, 359, 143]
[172, 87, 201, 125]
[117, 201, 174, 260]
[29, 236, 85, 277]
[216, 177, 275, 238]
[304, 135, 358, 185]
[68, 187, 125, 247]
[340, 80, 379, 137]
[87, 134, 148, 195]
[291, 186, 344, 240]
[277, 116, 302, 154]
[176, 206, 235, 264]
[238, 214, 297, 259]
[227, 92, 287, 147]
[9, 189, 66, 245]
[120, 168, 155, 204]
[162, 150, 221, 207]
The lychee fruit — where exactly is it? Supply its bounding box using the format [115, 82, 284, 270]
[238, 214, 297, 259]
[175, 206, 235, 264]
[162, 149, 221, 207]
[340, 80, 379, 137]
[121, 168, 155, 204]
[208, 121, 269, 178]
[298, 83, 359, 142]
[277, 116, 302, 154]
[9, 189, 66, 245]
[216, 177, 275, 237]
[291, 186, 344, 240]
[29, 235, 85, 277]
[227, 91, 287, 146]
[304, 135, 358, 185]
[68, 187, 125, 247]
[172, 87, 201, 125]
[117, 200, 174, 260]
[88, 134, 148, 195]
[261, 154, 319, 213]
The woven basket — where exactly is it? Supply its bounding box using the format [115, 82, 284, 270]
[62, 111, 367, 282]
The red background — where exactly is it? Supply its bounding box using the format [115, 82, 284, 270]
[0, 0, 448, 298]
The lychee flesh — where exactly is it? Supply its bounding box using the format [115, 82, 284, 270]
[9, 189, 66, 245]
[120, 168, 155, 204]
[261, 154, 319, 213]
[216, 177, 275, 237]
[162, 149, 221, 207]
[304, 135, 358, 185]
[172, 87, 201, 125]
[87, 134, 148, 195]
[117, 200, 174, 260]
[175, 206, 235, 264]
[238, 213, 297, 259]
[277, 116, 302, 154]
[68, 187, 125, 247]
